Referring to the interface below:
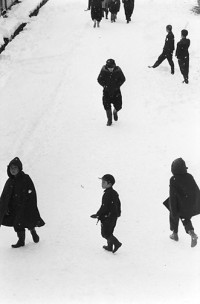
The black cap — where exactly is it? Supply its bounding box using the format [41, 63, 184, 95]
[99, 174, 115, 185]
[166, 25, 172, 31]
[106, 59, 116, 68]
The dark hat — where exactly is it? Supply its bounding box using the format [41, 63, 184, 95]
[99, 174, 115, 185]
[106, 59, 116, 68]
[171, 158, 188, 175]
[181, 29, 188, 37]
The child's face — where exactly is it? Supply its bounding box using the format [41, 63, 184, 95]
[102, 180, 112, 189]
[10, 164, 19, 176]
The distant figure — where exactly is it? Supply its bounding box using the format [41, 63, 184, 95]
[175, 29, 190, 84]
[148, 25, 175, 74]
[122, 0, 135, 23]
[108, 0, 120, 23]
[163, 158, 200, 248]
[90, 174, 122, 253]
[0, 157, 45, 248]
[102, 0, 110, 19]
[97, 58, 126, 126]
[91, 0, 103, 27]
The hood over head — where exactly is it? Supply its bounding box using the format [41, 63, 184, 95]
[171, 158, 188, 175]
[7, 157, 23, 177]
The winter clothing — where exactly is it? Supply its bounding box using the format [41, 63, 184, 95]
[176, 36, 190, 83]
[102, 0, 110, 18]
[164, 158, 200, 247]
[108, 0, 120, 22]
[122, 0, 134, 22]
[151, 28, 175, 74]
[91, 183, 122, 253]
[97, 60, 126, 125]
[91, 0, 103, 23]
[0, 157, 45, 247]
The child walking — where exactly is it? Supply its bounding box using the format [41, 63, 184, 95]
[164, 158, 200, 248]
[0, 157, 45, 248]
[148, 25, 175, 74]
[175, 29, 190, 84]
[90, 174, 122, 253]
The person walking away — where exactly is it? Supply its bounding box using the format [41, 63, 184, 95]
[163, 158, 200, 247]
[175, 29, 190, 84]
[90, 174, 122, 253]
[108, 0, 120, 23]
[0, 157, 45, 248]
[91, 0, 103, 27]
[97, 58, 126, 126]
[122, 0, 135, 23]
[148, 25, 175, 74]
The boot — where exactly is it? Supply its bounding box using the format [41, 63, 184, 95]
[97, 21, 100, 28]
[113, 109, 118, 121]
[108, 235, 122, 253]
[30, 228, 40, 243]
[188, 230, 198, 248]
[106, 109, 112, 126]
[93, 20, 96, 28]
[103, 239, 113, 252]
[12, 231, 25, 248]
[170, 232, 179, 241]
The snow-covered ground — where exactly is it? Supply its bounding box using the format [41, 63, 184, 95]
[0, 0, 200, 303]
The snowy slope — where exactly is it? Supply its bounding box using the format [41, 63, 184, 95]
[0, 0, 200, 303]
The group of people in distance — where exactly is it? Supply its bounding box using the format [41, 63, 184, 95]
[149, 25, 190, 84]
[86, 0, 135, 27]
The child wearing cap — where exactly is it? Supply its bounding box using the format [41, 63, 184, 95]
[175, 29, 190, 84]
[90, 174, 122, 253]
[97, 59, 126, 126]
[163, 158, 200, 247]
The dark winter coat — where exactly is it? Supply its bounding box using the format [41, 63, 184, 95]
[0, 157, 45, 229]
[108, 0, 120, 14]
[175, 38, 190, 60]
[97, 65, 126, 97]
[169, 159, 200, 219]
[96, 187, 121, 222]
[91, 0, 103, 21]
[122, 0, 134, 12]
[163, 31, 174, 54]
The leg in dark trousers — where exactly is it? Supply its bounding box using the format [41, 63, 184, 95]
[101, 218, 122, 253]
[178, 57, 189, 83]
[181, 218, 198, 247]
[152, 52, 174, 73]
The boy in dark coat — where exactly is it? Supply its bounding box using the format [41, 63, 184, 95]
[0, 157, 45, 248]
[166, 158, 200, 247]
[97, 58, 126, 126]
[90, 174, 122, 253]
[148, 25, 175, 74]
[175, 29, 190, 84]
[122, 0, 135, 23]
[91, 0, 103, 27]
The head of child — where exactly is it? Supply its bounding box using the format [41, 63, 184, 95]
[8, 157, 23, 177]
[181, 29, 188, 38]
[100, 174, 115, 189]
[166, 25, 172, 33]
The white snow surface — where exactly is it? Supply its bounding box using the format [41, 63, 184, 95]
[0, 0, 200, 303]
